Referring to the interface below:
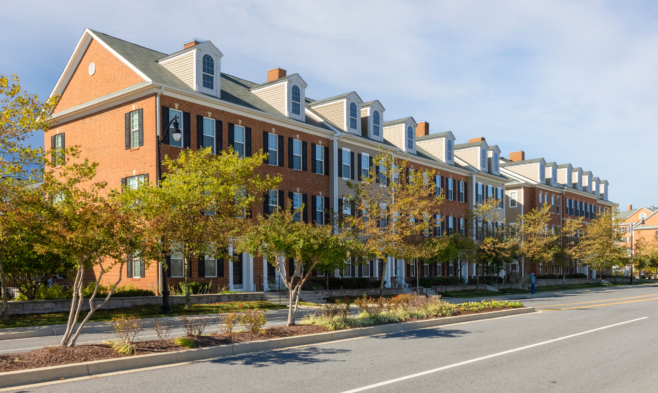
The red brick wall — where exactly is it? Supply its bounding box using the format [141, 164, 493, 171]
[55, 39, 144, 113]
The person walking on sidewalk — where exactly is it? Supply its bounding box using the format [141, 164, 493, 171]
[530, 273, 536, 295]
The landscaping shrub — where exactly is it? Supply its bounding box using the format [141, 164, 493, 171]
[16, 283, 72, 301]
[370, 280, 386, 289]
[340, 278, 370, 289]
[173, 337, 196, 348]
[565, 273, 587, 279]
[109, 315, 143, 355]
[241, 310, 267, 333]
[419, 277, 461, 288]
[318, 301, 350, 320]
[219, 313, 241, 335]
[467, 276, 503, 285]
[151, 318, 172, 341]
[302, 279, 326, 291]
[536, 274, 558, 279]
[457, 300, 523, 312]
[180, 315, 209, 337]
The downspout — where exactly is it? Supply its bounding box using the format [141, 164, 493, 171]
[156, 86, 163, 295]
[470, 173, 476, 280]
[331, 132, 344, 279]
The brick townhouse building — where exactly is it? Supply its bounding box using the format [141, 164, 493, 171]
[500, 151, 615, 278]
[618, 205, 658, 274]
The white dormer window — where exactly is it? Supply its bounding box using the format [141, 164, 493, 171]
[407, 126, 414, 150]
[446, 139, 453, 162]
[640, 212, 646, 220]
[373, 111, 380, 136]
[480, 149, 486, 170]
[202, 55, 214, 89]
[292, 85, 301, 115]
[493, 152, 499, 172]
[350, 103, 358, 130]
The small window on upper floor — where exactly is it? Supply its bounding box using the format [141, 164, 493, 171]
[373, 111, 380, 136]
[407, 126, 414, 150]
[202, 55, 214, 89]
[350, 103, 358, 130]
[446, 139, 453, 162]
[480, 149, 486, 170]
[292, 85, 301, 115]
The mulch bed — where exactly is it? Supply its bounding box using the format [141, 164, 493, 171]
[0, 324, 329, 373]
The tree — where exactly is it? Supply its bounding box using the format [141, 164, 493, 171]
[465, 198, 507, 292]
[579, 205, 626, 282]
[124, 147, 279, 309]
[553, 217, 584, 286]
[515, 205, 558, 281]
[239, 204, 356, 326]
[342, 151, 444, 295]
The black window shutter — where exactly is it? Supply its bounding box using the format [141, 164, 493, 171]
[216, 120, 223, 153]
[288, 137, 294, 168]
[311, 143, 317, 173]
[369, 156, 374, 176]
[324, 146, 330, 176]
[357, 153, 362, 181]
[120, 177, 127, 191]
[218, 255, 225, 277]
[434, 215, 438, 237]
[375, 163, 380, 183]
[263, 131, 269, 164]
[278, 135, 284, 166]
[370, 261, 374, 277]
[228, 123, 235, 148]
[141, 260, 145, 278]
[198, 255, 205, 278]
[263, 191, 270, 216]
[196, 115, 204, 150]
[126, 255, 132, 278]
[183, 112, 191, 148]
[125, 112, 131, 150]
[302, 194, 308, 223]
[278, 190, 284, 211]
[456, 217, 460, 235]
[186, 258, 192, 278]
[288, 191, 294, 212]
[338, 198, 344, 222]
[351, 259, 356, 278]
[324, 197, 330, 223]
[161, 106, 170, 145]
[166, 256, 171, 278]
[137, 108, 144, 147]
[351, 152, 355, 180]
[338, 148, 343, 177]
[50, 135, 55, 165]
[358, 264, 363, 277]
[302, 141, 308, 171]
[245, 127, 252, 157]
[464, 181, 468, 204]
[289, 258, 295, 277]
[311, 196, 317, 224]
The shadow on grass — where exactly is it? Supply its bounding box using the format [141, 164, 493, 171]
[213, 347, 351, 368]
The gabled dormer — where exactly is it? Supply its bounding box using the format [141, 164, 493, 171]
[383, 117, 418, 154]
[545, 162, 558, 187]
[557, 164, 573, 188]
[455, 137, 489, 172]
[159, 40, 223, 98]
[359, 100, 385, 141]
[250, 68, 308, 122]
[499, 152, 546, 183]
[582, 171, 593, 193]
[592, 177, 600, 196]
[416, 130, 455, 165]
[599, 180, 609, 200]
[487, 145, 501, 175]
[308, 92, 363, 133]
[572, 167, 583, 190]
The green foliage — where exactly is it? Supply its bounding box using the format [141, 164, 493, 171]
[16, 283, 71, 300]
[467, 276, 503, 285]
[418, 277, 461, 288]
[219, 313, 241, 335]
[339, 278, 370, 289]
[457, 300, 523, 312]
[535, 274, 558, 279]
[241, 310, 267, 333]
[110, 341, 138, 355]
[16, 283, 155, 301]
[173, 337, 196, 348]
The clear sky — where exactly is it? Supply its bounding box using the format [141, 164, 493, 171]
[2, 0, 656, 210]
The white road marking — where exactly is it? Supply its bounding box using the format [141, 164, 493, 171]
[341, 317, 649, 393]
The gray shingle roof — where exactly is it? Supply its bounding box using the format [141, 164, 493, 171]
[383, 117, 413, 127]
[308, 92, 359, 107]
[500, 158, 544, 167]
[416, 131, 453, 141]
[454, 141, 484, 149]
[558, 164, 572, 169]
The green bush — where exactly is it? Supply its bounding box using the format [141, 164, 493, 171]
[370, 280, 386, 289]
[565, 273, 587, 279]
[536, 274, 558, 279]
[468, 276, 503, 285]
[170, 281, 212, 295]
[301, 279, 325, 291]
[419, 277, 461, 288]
[340, 278, 370, 289]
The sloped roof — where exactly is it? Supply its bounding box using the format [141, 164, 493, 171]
[383, 117, 414, 127]
[417, 131, 453, 142]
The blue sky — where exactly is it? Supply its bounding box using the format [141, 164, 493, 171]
[2, 0, 656, 210]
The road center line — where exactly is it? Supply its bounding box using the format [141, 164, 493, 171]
[543, 297, 658, 311]
[536, 292, 658, 308]
[340, 317, 648, 393]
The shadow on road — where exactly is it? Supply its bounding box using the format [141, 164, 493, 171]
[370, 328, 471, 341]
[212, 347, 350, 368]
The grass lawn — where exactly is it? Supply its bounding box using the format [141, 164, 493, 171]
[0, 301, 286, 330]
[324, 294, 400, 304]
[438, 290, 503, 298]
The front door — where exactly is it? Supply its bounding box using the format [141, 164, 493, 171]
[233, 253, 243, 289]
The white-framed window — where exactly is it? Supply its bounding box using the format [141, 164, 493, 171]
[423, 262, 429, 277]
[379, 203, 388, 228]
[448, 216, 454, 235]
[436, 214, 442, 237]
[477, 183, 483, 203]
[343, 260, 352, 277]
[458, 181, 465, 203]
[409, 260, 416, 277]
[292, 139, 302, 170]
[640, 212, 647, 220]
[488, 185, 493, 201]
[448, 178, 454, 201]
[544, 194, 548, 210]
[539, 192, 543, 207]
[350, 103, 358, 130]
[169, 109, 183, 148]
[130, 111, 139, 149]
[460, 217, 466, 235]
[234, 125, 245, 157]
[362, 260, 371, 277]
[373, 111, 380, 136]
[493, 152, 499, 172]
[170, 251, 184, 278]
[54, 133, 65, 166]
[436, 175, 442, 197]
[448, 262, 455, 276]
[407, 126, 414, 150]
[551, 196, 555, 213]
[315, 196, 325, 225]
[510, 191, 518, 208]
[132, 252, 142, 278]
[203, 117, 215, 154]
[205, 257, 217, 277]
[292, 85, 301, 115]
[342, 148, 351, 180]
[480, 149, 487, 170]
[446, 139, 453, 162]
[268, 190, 279, 213]
[202, 54, 214, 89]
[267, 133, 278, 166]
[379, 163, 387, 185]
[315, 144, 324, 175]
[292, 192, 302, 222]
[497, 188, 503, 209]
[361, 153, 369, 179]
[126, 174, 147, 190]
[342, 197, 352, 216]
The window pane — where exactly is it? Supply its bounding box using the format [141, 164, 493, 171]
[133, 259, 141, 278]
[293, 140, 302, 170]
[203, 136, 215, 154]
[234, 126, 245, 143]
[205, 258, 216, 277]
[269, 190, 278, 210]
[131, 111, 139, 131]
[132, 130, 139, 149]
[169, 110, 183, 148]
[203, 74, 213, 89]
[315, 145, 324, 175]
[171, 258, 184, 277]
[268, 134, 278, 165]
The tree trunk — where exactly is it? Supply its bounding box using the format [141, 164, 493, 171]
[416, 259, 420, 295]
[184, 257, 191, 309]
[61, 263, 85, 347]
[379, 259, 387, 297]
[0, 253, 8, 323]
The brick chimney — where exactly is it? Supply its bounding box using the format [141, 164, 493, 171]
[416, 122, 429, 137]
[468, 137, 485, 143]
[509, 151, 525, 162]
[268, 68, 287, 82]
[628, 204, 632, 211]
[184, 40, 201, 49]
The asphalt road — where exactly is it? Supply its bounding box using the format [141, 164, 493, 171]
[4, 285, 658, 393]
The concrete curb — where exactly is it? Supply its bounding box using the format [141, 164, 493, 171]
[0, 307, 535, 389]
